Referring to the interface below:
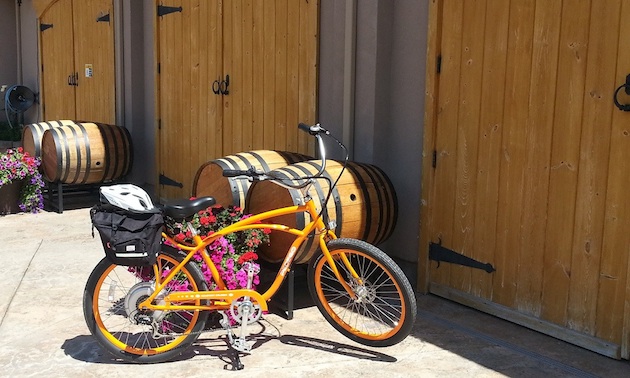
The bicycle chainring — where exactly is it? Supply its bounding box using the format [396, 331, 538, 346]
[229, 298, 262, 325]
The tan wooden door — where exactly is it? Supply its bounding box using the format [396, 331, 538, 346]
[40, 0, 76, 120]
[39, 0, 115, 123]
[156, 0, 224, 200]
[421, 0, 630, 359]
[221, 0, 317, 156]
[72, 0, 116, 124]
[156, 0, 318, 200]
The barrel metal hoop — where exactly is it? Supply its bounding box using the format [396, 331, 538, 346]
[278, 166, 314, 254]
[56, 127, 73, 183]
[222, 156, 250, 207]
[118, 125, 133, 177]
[76, 123, 91, 184]
[301, 161, 343, 237]
[95, 123, 110, 181]
[67, 124, 83, 184]
[214, 159, 241, 205]
[247, 151, 271, 172]
[362, 163, 397, 243]
[32, 122, 47, 156]
[343, 162, 373, 242]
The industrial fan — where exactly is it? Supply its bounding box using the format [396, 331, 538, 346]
[3, 84, 36, 129]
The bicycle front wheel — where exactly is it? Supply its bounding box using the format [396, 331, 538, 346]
[307, 238, 416, 347]
[83, 246, 209, 363]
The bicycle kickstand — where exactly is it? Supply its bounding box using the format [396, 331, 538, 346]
[227, 349, 244, 371]
[220, 311, 250, 371]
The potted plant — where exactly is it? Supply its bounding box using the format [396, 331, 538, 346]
[0, 147, 45, 214]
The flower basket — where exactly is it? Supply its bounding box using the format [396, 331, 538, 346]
[0, 147, 45, 214]
[130, 204, 271, 325]
[164, 204, 271, 291]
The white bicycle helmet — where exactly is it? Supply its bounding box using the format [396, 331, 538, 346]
[99, 184, 156, 212]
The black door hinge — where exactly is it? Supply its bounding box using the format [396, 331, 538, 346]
[159, 173, 183, 188]
[436, 55, 442, 74]
[40, 23, 53, 32]
[429, 240, 496, 273]
[432, 150, 437, 168]
[96, 13, 110, 23]
[158, 5, 183, 17]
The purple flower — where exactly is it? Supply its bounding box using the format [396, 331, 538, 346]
[226, 258, 234, 270]
[0, 148, 44, 213]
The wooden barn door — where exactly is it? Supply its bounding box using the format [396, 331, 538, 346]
[39, 0, 115, 123]
[421, 0, 630, 358]
[72, 0, 116, 123]
[156, 0, 318, 200]
[39, 0, 76, 120]
[156, 0, 224, 200]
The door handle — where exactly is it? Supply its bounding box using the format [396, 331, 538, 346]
[220, 74, 229, 95]
[212, 75, 230, 95]
[68, 72, 79, 86]
[614, 74, 630, 111]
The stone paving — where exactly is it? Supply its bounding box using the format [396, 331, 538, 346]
[1, 207, 629, 377]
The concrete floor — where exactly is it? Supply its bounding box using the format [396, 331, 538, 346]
[0, 206, 629, 377]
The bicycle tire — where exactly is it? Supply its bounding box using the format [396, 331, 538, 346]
[83, 246, 210, 363]
[307, 238, 416, 347]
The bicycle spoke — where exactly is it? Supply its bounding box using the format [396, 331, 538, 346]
[310, 244, 412, 343]
[85, 251, 207, 359]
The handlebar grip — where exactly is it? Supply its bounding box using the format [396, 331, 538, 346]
[298, 123, 311, 133]
[222, 169, 250, 177]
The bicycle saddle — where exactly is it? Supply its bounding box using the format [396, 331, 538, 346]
[162, 196, 216, 218]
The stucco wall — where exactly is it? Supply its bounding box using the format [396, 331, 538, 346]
[121, 0, 156, 192]
[0, 0, 17, 123]
[9, 0, 40, 125]
[319, 0, 428, 283]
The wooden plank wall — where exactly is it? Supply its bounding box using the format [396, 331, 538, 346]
[157, 0, 317, 199]
[221, 0, 317, 156]
[421, 0, 630, 358]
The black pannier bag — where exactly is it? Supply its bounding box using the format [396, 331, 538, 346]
[91, 204, 164, 266]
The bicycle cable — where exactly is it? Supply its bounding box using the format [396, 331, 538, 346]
[316, 132, 350, 230]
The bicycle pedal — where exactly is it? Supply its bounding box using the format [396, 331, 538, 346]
[231, 338, 252, 353]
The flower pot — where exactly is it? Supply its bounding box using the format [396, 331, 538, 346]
[0, 180, 24, 214]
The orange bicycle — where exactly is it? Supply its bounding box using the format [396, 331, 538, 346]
[83, 123, 416, 369]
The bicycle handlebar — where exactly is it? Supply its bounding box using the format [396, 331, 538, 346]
[222, 168, 256, 178]
[222, 123, 330, 189]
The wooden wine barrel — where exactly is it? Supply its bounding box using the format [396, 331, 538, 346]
[21, 120, 77, 158]
[192, 150, 312, 207]
[40, 122, 133, 184]
[245, 160, 398, 264]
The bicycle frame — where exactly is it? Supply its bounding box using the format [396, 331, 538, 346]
[138, 194, 361, 314]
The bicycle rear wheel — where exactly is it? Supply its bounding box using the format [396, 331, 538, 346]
[307, 238, 416, 347]
[83, 246, 209, 363]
